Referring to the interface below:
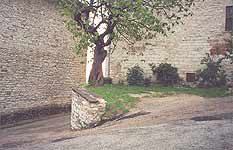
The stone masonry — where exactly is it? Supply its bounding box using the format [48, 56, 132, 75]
[71, 88, 106, 130]
[0, 0, 86, 117]
[110, 0, 233, 83]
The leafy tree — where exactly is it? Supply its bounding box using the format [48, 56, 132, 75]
[58, 0, 196, 86]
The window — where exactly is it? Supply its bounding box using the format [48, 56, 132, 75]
[226, 6, 233, 31]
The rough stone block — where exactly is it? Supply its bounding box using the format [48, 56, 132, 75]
[71, 88, 106, 130]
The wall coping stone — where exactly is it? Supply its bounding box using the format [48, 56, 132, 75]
[72, 88, 102, 103]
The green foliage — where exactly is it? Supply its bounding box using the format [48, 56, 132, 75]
[197, 53, 227, 88]
[86, 85, 141, 118]
[126, 66, 144, 86]
[58, 0, 196, 53]
[150, 63, 180, 85]
[58, 0, 198, 85]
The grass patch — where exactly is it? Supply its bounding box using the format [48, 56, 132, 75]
[85, 85, 232, 118]
[85, 85, 145, 118]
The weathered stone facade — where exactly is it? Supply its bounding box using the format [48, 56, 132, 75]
[110, 0, 233, 83]
[0, 0, 86, 116]
[71, 89, 106, 130]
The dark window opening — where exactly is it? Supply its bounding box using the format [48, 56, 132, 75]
[186, 73, 196, 82]
[226, 6, 233, 31]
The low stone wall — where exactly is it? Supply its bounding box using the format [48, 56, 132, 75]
[71, 89, 106, 130]
[0, 104, 70, 128]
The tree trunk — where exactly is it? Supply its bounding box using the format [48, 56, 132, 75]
[88, 46, 107, 86]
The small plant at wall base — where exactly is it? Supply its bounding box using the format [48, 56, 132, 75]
[150, 63, 180, 85]
[127, 66, 144, 86]
[197, 53, 227, 88]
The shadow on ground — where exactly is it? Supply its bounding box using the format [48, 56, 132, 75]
[98, 111, 151, 126]
[191, 112, 233, 122]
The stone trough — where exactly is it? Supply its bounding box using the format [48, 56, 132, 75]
[71, 88, 106, 130]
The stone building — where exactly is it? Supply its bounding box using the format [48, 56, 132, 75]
[1, 0, 233, 123]
[0, 0, 86, 118]
[109, 0, 233, 83]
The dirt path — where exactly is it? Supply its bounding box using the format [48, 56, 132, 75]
[0, 94, 233, 149]
[102, 94, 233, 129]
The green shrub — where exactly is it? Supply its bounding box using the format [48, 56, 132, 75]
[127, 66, 144, 86]
[197, 53, 227, 87]
[150, 63, 180, 85]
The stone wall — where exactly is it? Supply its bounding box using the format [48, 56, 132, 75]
[0, 0, 86, 116]
[110, 0, 233, 83]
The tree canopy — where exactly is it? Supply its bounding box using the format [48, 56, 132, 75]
[58, 0, 197, 85]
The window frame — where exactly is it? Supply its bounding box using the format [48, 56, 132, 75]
[226, 6, 233, 31]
